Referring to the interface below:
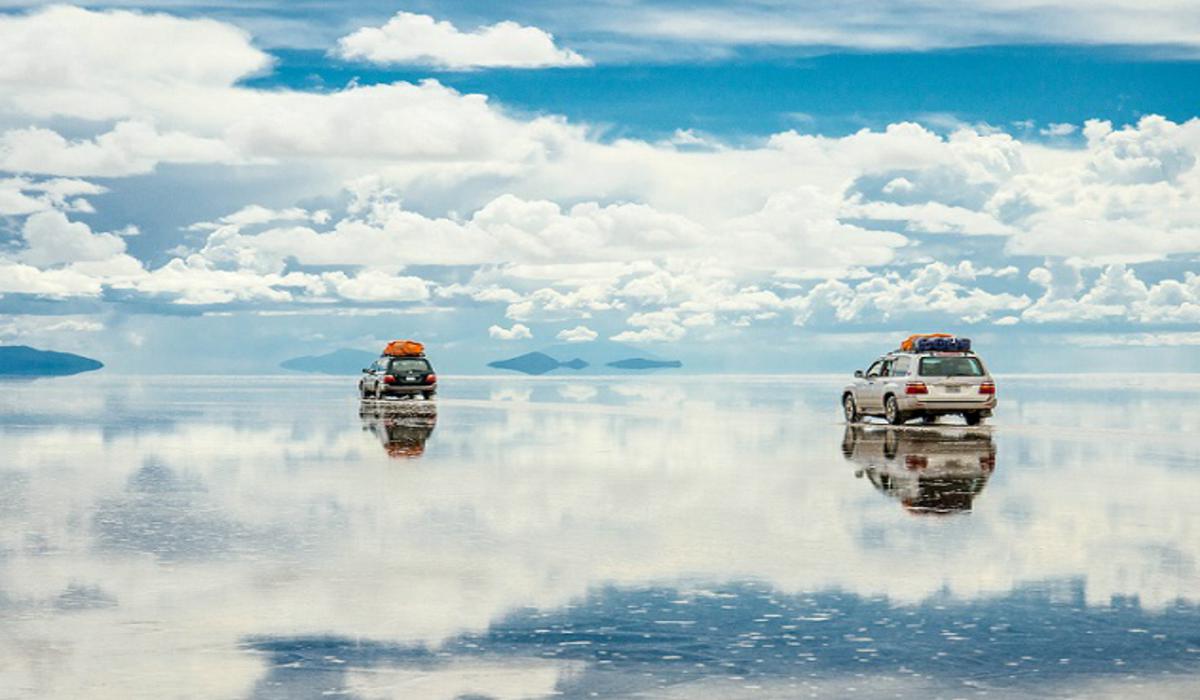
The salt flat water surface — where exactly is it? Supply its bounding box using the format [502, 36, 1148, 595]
[2, 374, 1199, 699]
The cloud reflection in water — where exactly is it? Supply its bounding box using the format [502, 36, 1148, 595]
[1, 375, 1198, 698]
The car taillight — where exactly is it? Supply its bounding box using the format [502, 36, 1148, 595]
[425, 373, 437, 384]
[979, 382, 995, 394]
[905, 382, 928, 395]
[382, 375, 396, 384]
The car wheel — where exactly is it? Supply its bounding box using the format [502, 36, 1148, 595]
[373, 385, 383, 401]
[964, 411, 984, 426]
[422, 391, 435, 400]
[359, 382, 371, 399]
[842, 393, 860, 423]
[884, 395, 905, 425]
[883, 429, 899, 459]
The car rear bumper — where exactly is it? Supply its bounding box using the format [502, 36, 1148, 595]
[382, 383, 437, 395]
[899, 396, 995, 413]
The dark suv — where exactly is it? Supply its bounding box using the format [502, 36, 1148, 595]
[359, 355, 437, 400]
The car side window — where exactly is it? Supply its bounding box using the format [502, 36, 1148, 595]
[892, 357, 911, 376]
[372, 359, 386, 372]
[880, 360, 894, 377]
[866, 360, 883, 378]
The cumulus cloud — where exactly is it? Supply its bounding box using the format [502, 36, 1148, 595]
[0, 177, 104, 216]
[790, 262, 1032, 326]
[0, 5, 271, 121]
[0, 122, 238, 177]
[489, 323, 533, 340]
[1023, 263, 1200, 324]
[19, 210, 128, 267]
[321, 270, 430, 303]
[611, 310, 686, 343]
[3, 6, 1200, 342]
[555, 325, 598, 343]
[335, 12, 590, 69]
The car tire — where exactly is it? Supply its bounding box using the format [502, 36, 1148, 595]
[964, 411, 984, 426]
[373, 385, 383, 401]
[842, 393, 860, 423]
[422, 391, 435, 400]
[883, 429, 899, 460]
[884, 395, 905, 425]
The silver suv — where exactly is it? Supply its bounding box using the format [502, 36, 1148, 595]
[842, 350, 996, 425]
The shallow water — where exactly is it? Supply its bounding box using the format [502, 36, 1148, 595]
[1, 374, 1199, 699]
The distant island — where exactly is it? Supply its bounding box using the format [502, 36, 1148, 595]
[489, 342, 683, 375]
[0, 345, 103, 376]
[488, 352, 589, 375]
[280, 348, 377, 374]
[606, 358, 683, 370]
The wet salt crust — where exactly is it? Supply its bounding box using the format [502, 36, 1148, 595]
[1, 374, 1198, 698]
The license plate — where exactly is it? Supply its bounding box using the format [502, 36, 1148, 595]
[944, 385, 962, 394]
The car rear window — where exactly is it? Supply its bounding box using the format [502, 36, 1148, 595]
[388, 358, 431, 373]
[918, 356, 984, 377]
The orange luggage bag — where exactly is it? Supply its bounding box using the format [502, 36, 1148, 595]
[384, 340, 425, 356]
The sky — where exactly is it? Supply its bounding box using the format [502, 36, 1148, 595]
[1, 1, 1200, 373]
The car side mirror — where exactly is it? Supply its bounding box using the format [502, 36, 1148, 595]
[854, 370, 864, 378]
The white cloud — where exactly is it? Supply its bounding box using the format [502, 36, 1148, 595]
[335, 12, 590, 69]
[0, 315, 105, 341]
[788, 261, 1032, 326]
[555, 325, 598, 343]
[0, 121, 238, 177]
[1069, 331, 1200, 347]
[1023, 263, 1200, 324]
[321, 270, 430, 303]
[18, 210, 127, 267]
[0, 177, 104, 216]
[2, 6, 1200, 342]
[0, 262, 105, 298]
[599, 1, 1200, 51]
[0, 5, 271, 121]
[1040, 122, 1077, 137]
[611, 310, 686, 343]
[127, 256, 323, 305]
[489, 323, 533, 340]
[505, 286, 619, 322]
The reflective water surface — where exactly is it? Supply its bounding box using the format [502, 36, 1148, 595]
[2, 375, 1199, 699]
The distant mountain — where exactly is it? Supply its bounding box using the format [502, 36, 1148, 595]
[606, 358, 683, 370]
[540, 340, 665, 366]
[488, 352, 589, 376]
[281, 348, 377, 375]
[0, 345, 103, 376]
[487, 340, 681, 375]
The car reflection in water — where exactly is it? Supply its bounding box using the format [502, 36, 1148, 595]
[842, 425, 996, 515]
[359, 401, 437, 459]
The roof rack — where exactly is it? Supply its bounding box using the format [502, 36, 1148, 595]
[899, 335, 972, 353]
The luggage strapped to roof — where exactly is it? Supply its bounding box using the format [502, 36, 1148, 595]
[900, 334, 971, 353]
[383, 340, 425, 357]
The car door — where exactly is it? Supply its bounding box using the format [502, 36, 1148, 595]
[860, 358, 888, 411]
[366, 358, 386, 392]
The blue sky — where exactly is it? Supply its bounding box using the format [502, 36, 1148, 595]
[2, 2, 1200, 372]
